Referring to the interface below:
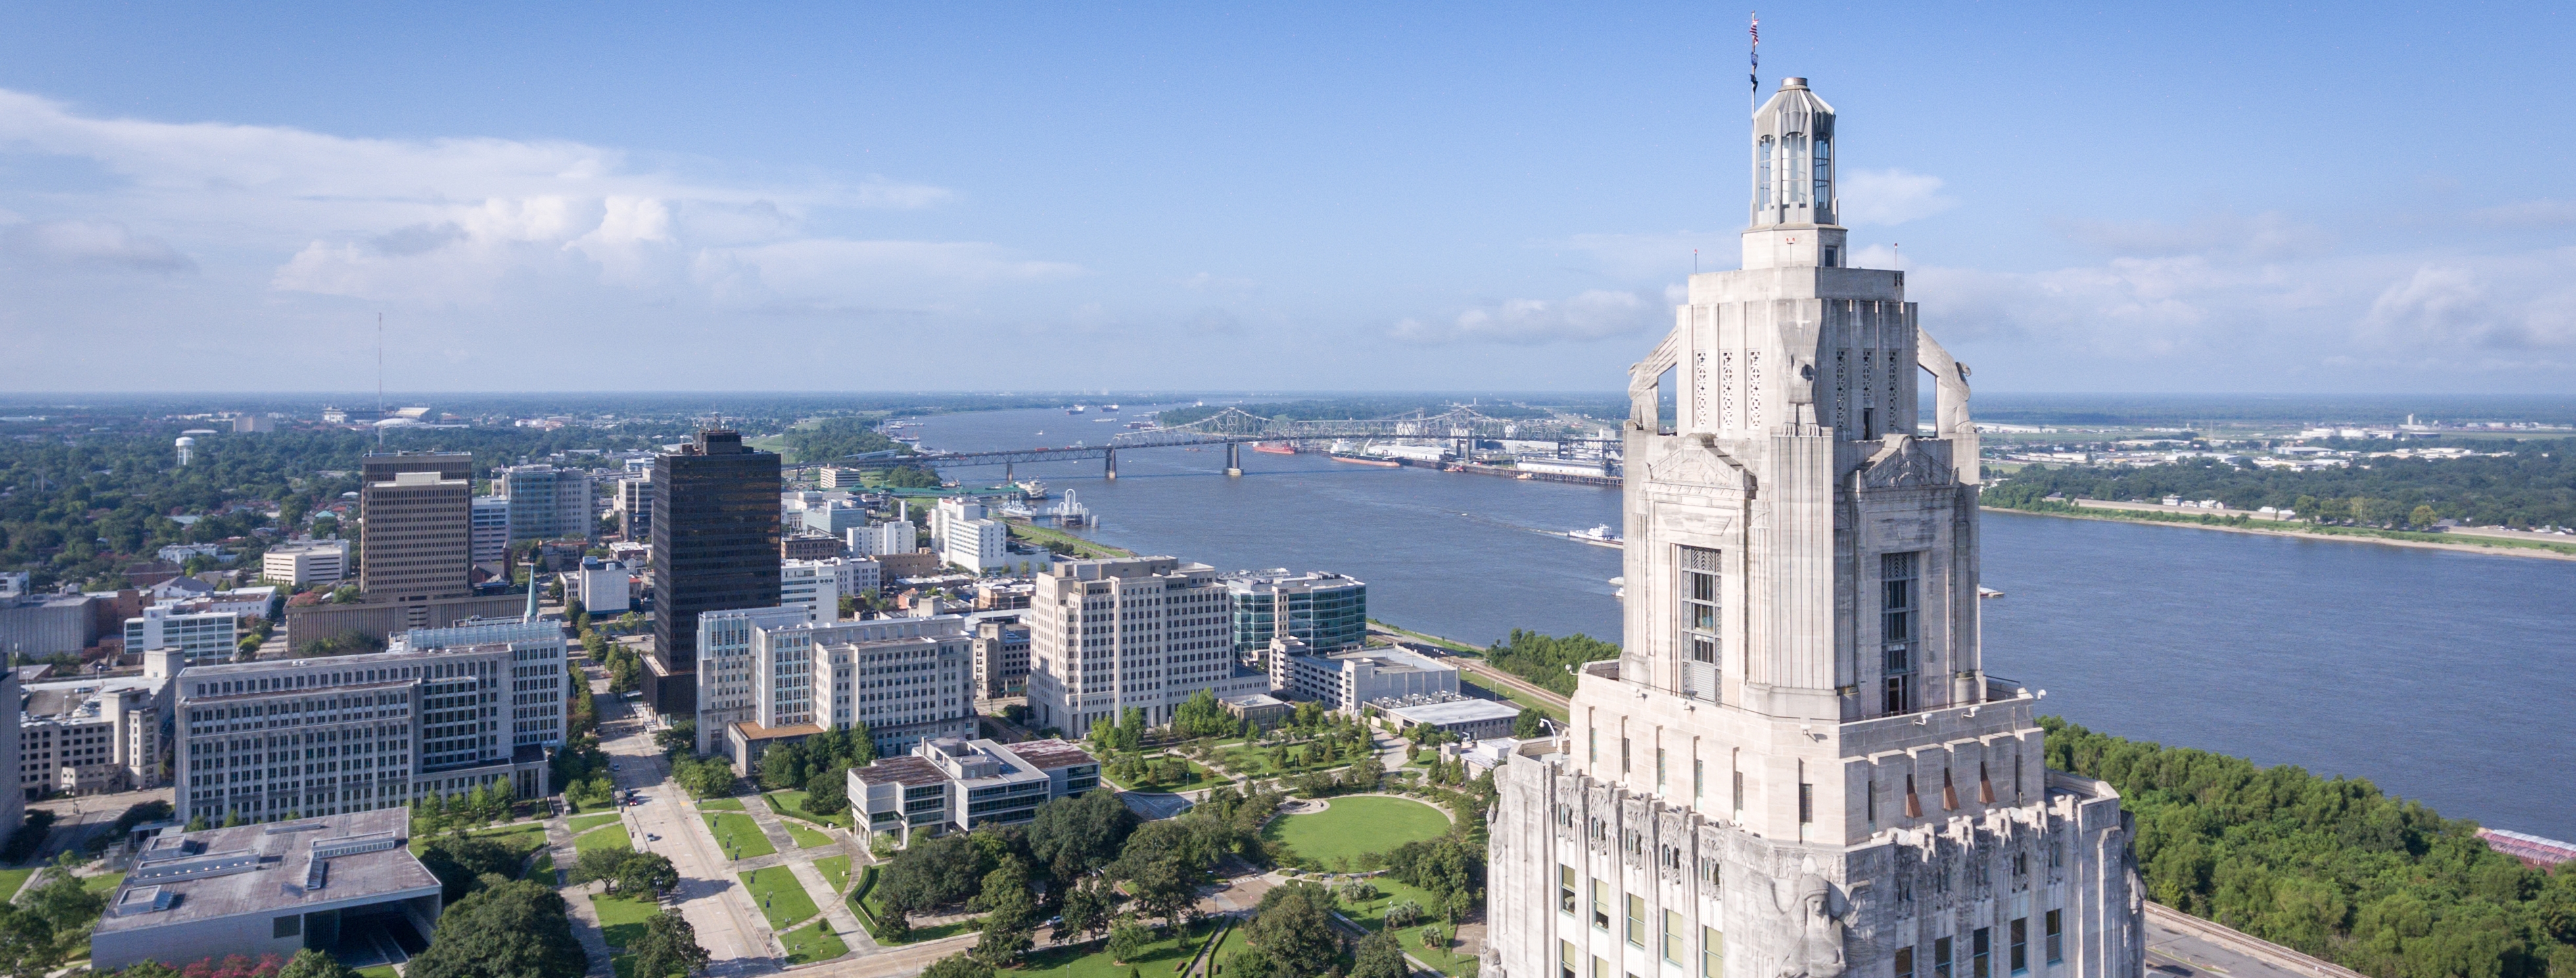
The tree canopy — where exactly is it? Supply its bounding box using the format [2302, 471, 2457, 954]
[406, 879, 587, 978]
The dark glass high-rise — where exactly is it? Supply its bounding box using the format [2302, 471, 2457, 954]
[647, 428, 781, 715]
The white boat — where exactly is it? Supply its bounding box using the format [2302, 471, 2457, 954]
[1066, 405, 1087, 415]
[1567, 524, 1623, 547]
[1014, 479, 1050, 500]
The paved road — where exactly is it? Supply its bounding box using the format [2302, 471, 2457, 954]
[596, 692, 782, 974]
[27, 786, 172, 862]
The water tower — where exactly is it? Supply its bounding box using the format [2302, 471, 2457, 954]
[174, 436, 195, 467]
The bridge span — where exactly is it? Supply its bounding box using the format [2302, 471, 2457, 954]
[831, 406, 1622, 479]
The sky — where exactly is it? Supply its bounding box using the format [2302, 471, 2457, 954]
[1, 2, 2571, 395]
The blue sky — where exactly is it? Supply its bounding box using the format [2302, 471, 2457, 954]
[1, 2, 2570, 394]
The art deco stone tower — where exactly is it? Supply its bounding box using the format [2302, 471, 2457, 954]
[1486, 78, 2143, 978]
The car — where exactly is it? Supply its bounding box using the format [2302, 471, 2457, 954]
[646, 833, 661, 841]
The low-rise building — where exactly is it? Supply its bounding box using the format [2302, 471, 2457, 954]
[1219, 692, 1293, 730]
[782, 532, 847, 561]
[262, 540, 351, 587]
[89, 809, 443, 971]
[574, 558, 633, 614]
[847, 520, 917, 558]
[0, 593, 97, 657]
[847, 737, 1098, 842]
[126, 604, 239, 664]
[1376, 694, 1521, 741]
[21, 666, 172, 795]
[969, 611, 1030, 699]
[1277, 641, 1457, 712]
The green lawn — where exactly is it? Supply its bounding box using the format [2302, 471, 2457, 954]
[569, 812, 624, 834]
[530, 851, 556, 885]
[410, 822, 551, 857]
[782, 820, 836, 849]
[358, 967, 399, 978]
[814, 854, 853, 895]
[764, 790, 854, 829]
[0, 868, 34, 900]
[739, 866, 820, 930]
[1463, 676, 1565, 723]
[1340, 876, 1474, 973]
[705, 813, 776, 859]
[575, 824, 633, 854]
[82, 872, 124, 895]
[697, 796, 745, 811]
[780, 920, 851, 965]
[1260, 796, 1450, 868]
[1020, 919, 1217, 977]
[1104, 755, 1216, 792]
[592, 893, 659, 950]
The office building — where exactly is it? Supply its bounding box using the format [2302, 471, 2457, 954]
[781, 557, 854, 622]
[262, 540, 350, 587]
[615, 473, 653, 542]
[847, 520, 917, 558]
[125, 604, 239, 663]
[846, 737, 1098, 842]
[1377, 695, 1520, 741]
[1025, 556, 1269, 736]
[22, 670, 170, 795]
[691, 605, 821, 755]
[782, 532, 847, 561]
[931, 498, 1010, 572]
[392, 618, 568, 748]
[1226, 570, 1367, 664]
[801, 499, 870, 536]
[0, 592, 97, 657]
[647, 428, 782, 716]
[969, 611, 1029, 699]
[469, 496, 509, 563]
[494, 465, 595, 542]
[358, 452, 473, 605]
[706, 614, 978, 768]
[1276, 640, 1457, 712]
[89, 809, 443, 971]
[1484, 77, 2140, 978]
[173, 643, 552, 825]
[574, 558, 632, 614]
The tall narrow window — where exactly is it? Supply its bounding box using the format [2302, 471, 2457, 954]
[1626, 894, 1645, 946]
[1895, 948, 1915, 978]
[1560, 864, 1577, 913]
[2010, 918, 2028, 974]
[1756, 137, 1774, 212]
[1664, 910, 1685, 964]
[1561, 941, 1578, 978]
[1973, 927, 1992, 978]
[2044, 910, 2063, 964]
[1622, 735, 1632, 774]
[1695, 758, 1704, 802]
[1656, 748, 1668, 792]
[1592, 877, 1610, 929]
[1783, 134, 1806, 205]
[1733, 770, 1745, 816]
[1798, 782, 1814, 825]
[1680, 546, 1720, 663]
[1811, 136, 1832, 208]
[1882, 551, 1921, 715]
[1702, 927, 1725, 978]
[1934, 937, 1954, 978]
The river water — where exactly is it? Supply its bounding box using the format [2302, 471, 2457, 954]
[906, 406, 2576, 840]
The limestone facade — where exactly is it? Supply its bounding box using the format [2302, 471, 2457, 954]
[1486, 78, 2143, 978]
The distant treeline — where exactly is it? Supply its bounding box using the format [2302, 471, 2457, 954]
[1484, 629, 1621, 695]
[778, 417, 910, 465]
[1987, 440, 2576, 529]
[2043, 718, 2575, 977]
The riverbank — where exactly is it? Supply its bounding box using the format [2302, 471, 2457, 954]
[1982, 502, 2576, 561]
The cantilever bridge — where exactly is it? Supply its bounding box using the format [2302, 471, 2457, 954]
[832, 406, 1619, 478]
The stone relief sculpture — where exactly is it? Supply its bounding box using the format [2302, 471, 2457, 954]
[1771, 873, 1864, 978]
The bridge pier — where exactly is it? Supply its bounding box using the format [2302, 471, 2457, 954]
[1104, 448, 1117, 480]
[1225, 441, 1242, 477]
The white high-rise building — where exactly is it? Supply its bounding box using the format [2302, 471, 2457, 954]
[392, 618, 569, 747]
[1483, 78, 2140, 978]
[847, 520, 917, 558]
[782, 557, 855, 622]
[470, 496, 510, 563]
[262, 539, 350, 586]
[1025, 556, 1268, 736]
[695, 612, 978, 763]
[495, 464, 595, 542]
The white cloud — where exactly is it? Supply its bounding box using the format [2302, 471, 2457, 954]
[1, 218, 194, 272]
[1838, 168, 1956, 227]
[1394, 287, 1670, 345]
[2055, 211, 2333, 262]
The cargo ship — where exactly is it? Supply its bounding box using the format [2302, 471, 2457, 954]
[1330, 453, 1400, 467]
[1252, 442, 1298, 455]
[1066, 405, 1087, 415]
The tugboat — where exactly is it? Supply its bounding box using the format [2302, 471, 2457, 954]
[1566, 524, 1623, 548]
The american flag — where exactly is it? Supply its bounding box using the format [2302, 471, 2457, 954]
[1749, 13, 1760, 99]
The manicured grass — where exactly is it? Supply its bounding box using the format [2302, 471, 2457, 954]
[591, 893, 659, 950]
[82, 872, 124, 895]
[764, 789, 854, 828]
[780, 919, 850, 965]
[1219, 741, 1359, 777]
[1261, 796, 1450, 868]
[409, 822, 550, 856]
[739, 866, 820, 930]
[1340, 877, 1474, 975]
[782, 820, 836, 849]
[358, 967, 399, 978]
[569, 812, 624, 833]
[1104, 754, 1217, 791]
[575, 824, 633, 854]
[0, 868, 34, 900]
[697, 796, 745, 811]
[530, 850, 555, 885]
[1463, 676, 1566, 723]
[814, 854, 853, 895]
[1020, 919, 1218, 978]
[705, 813, 776, 859]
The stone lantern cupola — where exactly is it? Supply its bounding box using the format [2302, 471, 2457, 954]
[1744, 76, 1845, 270]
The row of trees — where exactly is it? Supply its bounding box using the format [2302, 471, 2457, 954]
[1987, 441, 2576, 529]
[753, 722, 879, 816]
[1486, 629, 1622, 695]
[2042, 718, 2576, 977]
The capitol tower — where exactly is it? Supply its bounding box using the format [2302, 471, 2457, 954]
[1484, 78, 2143, 978]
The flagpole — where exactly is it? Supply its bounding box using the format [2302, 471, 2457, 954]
[1748, 11, 1760, 116]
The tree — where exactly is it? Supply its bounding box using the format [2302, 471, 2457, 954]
[1384, 899, 1422, 929]
[804, 766, 849, 815]
[616, 852, 681, 896]
[1058, 881, 1112, 943]
[759, 741, 808, 791]
[628, 910, 711, 978]
[1028, 789, 1137, 877]
[1223, 946, 1282, 978]
[1513, 707, 1545, 737]
[1105, 924, 1154, 964]
[419, 834, 521, 902]
[2409, 504, 2441, 528]
[406, 879, 586, 978]
[0, 903, 59, 978]
[920, 952, 994, 978]
[275, 950, 361, 978]
[1351, 931, 1409, 978]
[1243, 881, 1340, 978]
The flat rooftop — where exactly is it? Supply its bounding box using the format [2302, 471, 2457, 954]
[1001, 739, 1097, 772]
[851, 755, 948, 788]
[1309, 645, 1450, 675]
[94, 808, 438, 935]
[1384, 698, 1523, 726]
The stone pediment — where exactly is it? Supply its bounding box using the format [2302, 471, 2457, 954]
[1646, 441, 1748, 490]
[1861, 436, 1954, 490]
